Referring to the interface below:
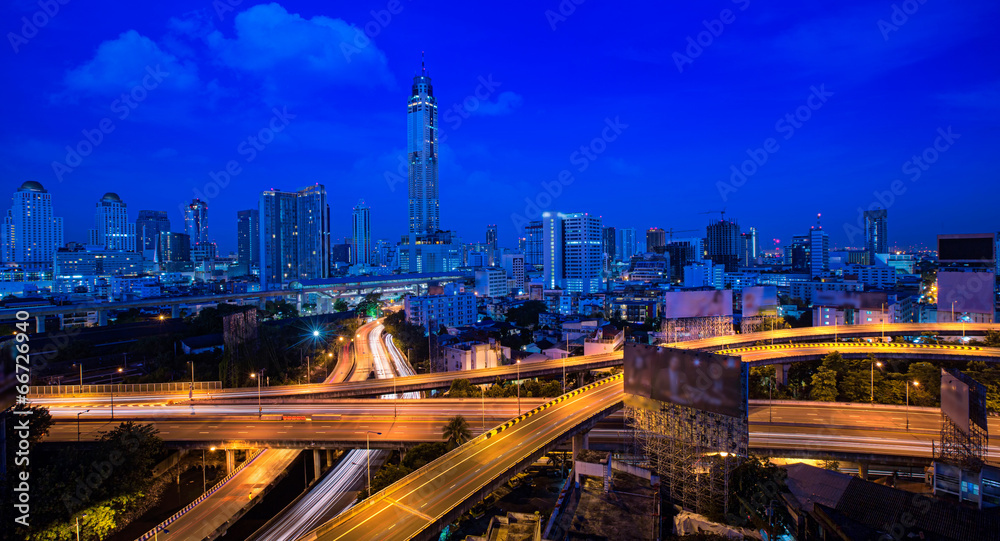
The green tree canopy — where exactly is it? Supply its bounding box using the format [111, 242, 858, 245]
[442, 415, 472, 448]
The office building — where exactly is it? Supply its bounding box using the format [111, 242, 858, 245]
[787, 235, 810, 272]
[501, 252, 526, 293]
[408, 57, 439, 234]
[864, 208, 888, 256]
[683, 261, 724, 289]
[1, 181, 64, 271]
[353, 200, 371, 266]
[397, 230, 462, 273]
[184, 198, 209, 245]
[88, 192, 136, 252]
[524, 220, 543, 267]
[404, 283, 476, 328]
[475, 267, 508, 297]
[54, 246, 143, 277]
[706, 218, 740, 272]
[374, 238, 393, 267]
[617, 228, 637, 261]
[259, 184, 330, 290]
[543, 212, 603, 294]
[157, 231, 191, 269]
[809, 216, 829, 278]
[485, 224, 498, 266]
[135, 210, 170, 257]
[646, 227, 666, 252]
[236, 209, 259, 274]
[602, 226, 616, 271]
[664, 238, 703, 282]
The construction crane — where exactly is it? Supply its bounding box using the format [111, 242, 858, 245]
[699, 208, 729, 221]
[666, 228, 699, 242]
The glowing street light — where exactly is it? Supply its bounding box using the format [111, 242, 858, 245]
[870, 361, 882, 402]
[906, 380, 919, 430]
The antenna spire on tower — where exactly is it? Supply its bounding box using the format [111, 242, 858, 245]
[421, 51, 425, 74]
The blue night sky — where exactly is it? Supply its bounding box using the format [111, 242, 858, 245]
[3, 0, 998, 255]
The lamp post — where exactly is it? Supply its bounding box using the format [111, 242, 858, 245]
[77, 409, 89, 442]
[516, 360, 521, 415]
[881, 302, 886, 340]
[870, 361, 882, 402]
[482, 384, 486, 432]
[906, 380, 919, 430]
[75, 513, 87, 541]
[363, 431, 381, 494]
[110, 367, 122, 421]
[153, 526, 169, 541]
[250, 372, 261, 419]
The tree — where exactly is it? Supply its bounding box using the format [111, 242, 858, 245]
[333, 299, 349, 312]
[821, 459, 841, 471]
[504, 300, 547, 328]
[356, 292, 382, 318]
[442, 416, 472, 448]
[838, 368, 872, 403]
[985, 330, 1000, 347]
[809, 366, 838, 401]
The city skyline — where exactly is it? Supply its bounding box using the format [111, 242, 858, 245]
[3, 1, 998, 254]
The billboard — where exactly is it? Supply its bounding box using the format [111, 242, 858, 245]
[742, 285, 777, 315]
[938, 233, 996, 263]
[811, 290, 887, 310]
[624, 343, 746, 418]
[937, 271, 995, 316]
[662, 290, 733, 319]
[941, 369, 988, 434]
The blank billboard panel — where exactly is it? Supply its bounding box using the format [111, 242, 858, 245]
[937, 271, 995, 315]
[624, 343, 746, 418]
[938, 233, 996, 263]
[941, 369, 971, 433]
[742, 285, 777, 315]
[663, 290, 733, 319]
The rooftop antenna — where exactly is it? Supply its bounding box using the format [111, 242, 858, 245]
[421, 51, 425, 74]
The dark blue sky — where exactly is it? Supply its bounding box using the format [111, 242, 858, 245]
[3, 0, 998, 255]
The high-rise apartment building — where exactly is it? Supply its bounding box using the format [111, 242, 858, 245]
[864, 208, 888, 256]
[485, 224, 498, 266]
[408, 57, 439, 234]
[543, 212, 603, 294]
[184, 199, 209, 245]
[353, 200, 371, 266]
[706, 218, 740, 272]
[136, 210, 170, 256]
[602, 226, 616, 271]
[646, 227, 666, 252]
[664, 238, 703, 282]
[236, 209, 259, 273]
[740, 227, 758, 267]
[502, 252, 526, 293]
[259, 184, 330, 290]
[88, 192, 135, 252]
[810, 215, 830, 278]
[2, 181, 64, 271]
[157, 231, 191, 271]
[524, 220, 543, 267]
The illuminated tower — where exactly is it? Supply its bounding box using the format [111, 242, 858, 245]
[407, 53, 439, 234]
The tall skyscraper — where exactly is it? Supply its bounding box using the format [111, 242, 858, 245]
[88, 192, 135, 252]
[617, 228, 637, 261]
[810, 215, 830, 278]
[864, 208, 888, 256]
[157, 231, 191, 271]
[136, 210, 170, 256]
[1, 181, 64, 271]
[236, 209, 259, 273]
[407, 55, 439, 234]
[485, 224, 498, 266]
[602, 226, 616, 271]
[543, 212, 603, 294]
[184, 199, 209, 245]
[524, 220, 543, 267]
[353, 200, 371, 266]
[646, 227, 666, 252]
[706, 218, 740, 272]
[259, 184, 330, 290]
[740, 227, 758, 267]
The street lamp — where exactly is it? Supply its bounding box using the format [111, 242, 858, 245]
[870, 361, 882, 402]
[906, 380, 919, 430]
[76, 513, 87, 541]
[153, 525, 169, 540]
[516, 360, 521, 415]
[76, 409, 89, 442]
[250, 371, 262, 419]
[361, 431, 381, 494]
[110, 367, 122, 421]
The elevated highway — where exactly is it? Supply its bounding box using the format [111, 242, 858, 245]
[719, 341, 1000, 365]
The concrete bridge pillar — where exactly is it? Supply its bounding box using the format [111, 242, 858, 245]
[326, 449, 334, 468]
[172, 304, 180, 318]
[572, 431, 590, 485]
[858, 463, 869, 480]
[775, 363, 789, 387]
[226, 450, 236, 475]
[97, 310, 108, 327]
[313, 450, 322, 482]
[35, 316, 45, 334]
[296, 293, 304, 313]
